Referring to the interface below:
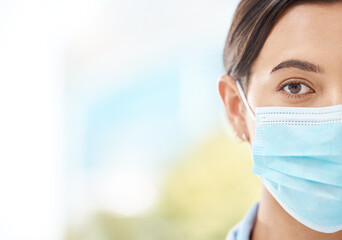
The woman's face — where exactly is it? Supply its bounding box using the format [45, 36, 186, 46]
[242, 3, 342, 144]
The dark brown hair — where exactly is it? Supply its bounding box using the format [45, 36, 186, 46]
[224, 0, 341, 92]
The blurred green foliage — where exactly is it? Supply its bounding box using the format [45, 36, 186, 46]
[66, 131, 260, 240]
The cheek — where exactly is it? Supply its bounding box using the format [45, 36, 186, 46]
[246, 115, 256, 145]
[245, 85, 257, 145]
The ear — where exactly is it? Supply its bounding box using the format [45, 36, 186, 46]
[218, 74, 249, 142]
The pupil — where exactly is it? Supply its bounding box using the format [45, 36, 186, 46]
[289, 83, 301, 94]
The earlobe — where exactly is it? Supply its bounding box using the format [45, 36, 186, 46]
[218, 74, 249, 141]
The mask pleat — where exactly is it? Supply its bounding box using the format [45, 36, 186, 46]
[253, 155, 342, 187]
[254, 124, 342, 159]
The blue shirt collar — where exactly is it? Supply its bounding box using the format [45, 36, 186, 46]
[226, 202, 259, 240]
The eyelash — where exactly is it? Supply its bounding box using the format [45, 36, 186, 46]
[277, 80, 314, 100]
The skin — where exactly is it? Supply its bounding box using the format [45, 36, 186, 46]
[218, 3, 342, 240]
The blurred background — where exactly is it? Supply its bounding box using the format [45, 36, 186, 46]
[0, 0, 260, 239]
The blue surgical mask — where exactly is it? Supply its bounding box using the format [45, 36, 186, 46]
[235, 79, 342, 233]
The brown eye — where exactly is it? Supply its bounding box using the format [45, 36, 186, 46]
[287, 83, 301, 94]
[282, 82, 311, 95]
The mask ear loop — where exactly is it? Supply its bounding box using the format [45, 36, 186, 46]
[235, 79, 256, 121]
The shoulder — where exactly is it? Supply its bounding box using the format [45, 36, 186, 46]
[225, 202, 259, 240]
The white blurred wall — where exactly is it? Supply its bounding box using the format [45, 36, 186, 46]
[0, 1, 64, 239]
[0, 0, 241, 238]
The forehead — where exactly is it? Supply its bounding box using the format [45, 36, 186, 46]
[251, 2, 342, 78]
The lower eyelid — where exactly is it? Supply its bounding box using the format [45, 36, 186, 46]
[280, 90, 309, 99]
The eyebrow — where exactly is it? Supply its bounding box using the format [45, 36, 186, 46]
[270, 59, 324, 74]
